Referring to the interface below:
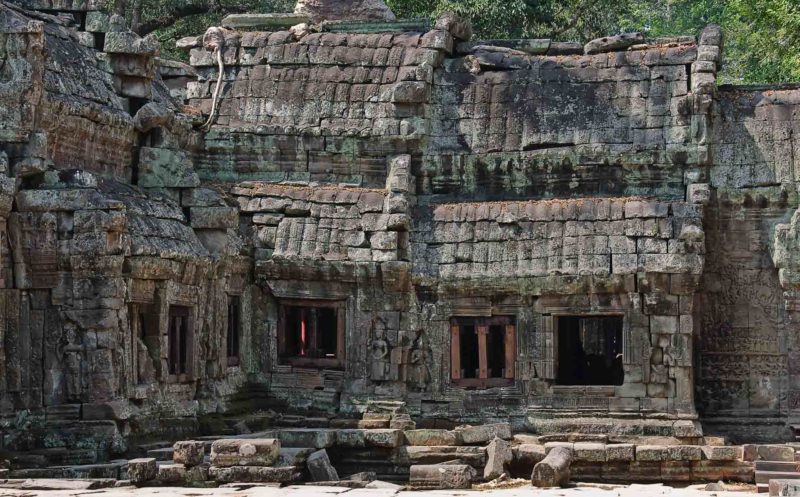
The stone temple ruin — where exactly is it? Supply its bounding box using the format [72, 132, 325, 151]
[3, 0, 800, 492]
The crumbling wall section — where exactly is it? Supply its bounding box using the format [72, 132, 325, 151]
[182, 24, 459, 186]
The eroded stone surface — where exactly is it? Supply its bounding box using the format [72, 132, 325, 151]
[0, 0, 795, 479]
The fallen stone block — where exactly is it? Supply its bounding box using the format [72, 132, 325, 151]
[398, 446, 486, 468]
[409, 464, 476, 489]
[185, 465, 209, 486]
[209, 465, 300, 483]
[210, 439, 280, 467]
[743, 444, 795, 462]
[347, 471, 376, 482]
[455, 423, 511, 444]
[173, 441, 205, 467]
[769, 478, 800, 496]
[307, 449, 339, 482]
[157, 463, 187, 484]
[404, 429, 461, 446]
[127, 458, 157, 485]
[484, 437, 512, 480]
[277, 448, 316, 467]
[531, 446, 572, 488]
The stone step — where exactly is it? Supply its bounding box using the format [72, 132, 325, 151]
[754, 470, 800, 484]
[756, 482, 768, 493]
[145, 447, 174, 461]
[44, 404, 82, 421]
[9, 461, 128, 480]
[755, 461, 800, 472]
[27, 448, 98, 466]
[137, 441, 174, 452]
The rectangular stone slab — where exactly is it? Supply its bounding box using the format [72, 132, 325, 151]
[210, 439, 280, 467]
[409, 464, 476, 489]
[209, 465, 300, 483]
[221, 13, 309, 29]
[454, 423, 511, 444]
[278, 429, 336, 448]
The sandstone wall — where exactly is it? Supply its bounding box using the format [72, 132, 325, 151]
[184, 29, 440, 185]
[692, 86, 800, 442]
[423, 44, 699, 201]
[4, 0, 800, 459]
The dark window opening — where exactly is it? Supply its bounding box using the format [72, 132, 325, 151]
[487, 325, 506, 378]
[227, 296, 241, 367]
[129, 303, 158, 385]
[93, 32, 105, 50]
[459, 323, 479, 379]
[557, 315, 624, 386]
[278, 300, 344, 368]
[450, 316, 515, 389]
[168, 306, 192, 379]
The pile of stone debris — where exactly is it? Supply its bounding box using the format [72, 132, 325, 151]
[108, 406, 767, 490]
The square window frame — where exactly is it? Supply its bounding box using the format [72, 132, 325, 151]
[450, 315, 516, 389]
[277, 299, 346, 369]
[553, 313, 625, 388]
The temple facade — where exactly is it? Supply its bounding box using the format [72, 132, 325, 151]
[0, 0, 799, 467]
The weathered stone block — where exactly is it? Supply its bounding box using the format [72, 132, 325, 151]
[210, 439, 280, 467]
[189, 207, 238, 229]
[769, 479, 800, 496]
[278, 429, 336, 449]
[157, 463, 187, 484]
[127, 458, 157, 484]
[404, 429, 461, 446]
[455, 423, 511, 444]
[584, 32, 644, 54]
[104, 32, 159, 55]
[306, 449, 338, 482]
[531, 446, 572, 488]
[185, 465, 209, 485]
[173, 441, 205, 467]
[365, 429, 403, 448]
[743, 444, 795, 462]
[483, 437, 512, 480]
[701, 445, 742, 461]
[636, 445, 669, 462]
[399, 446, 486, 467]
[358, 417, 390, 429]
[209, 465, 300, 483]
[409, 464, 476, 489]
[606, 444, 635, 462]
[666, 445, 702, 461]
[391, 81, 428, 103]
[573, 443, 606, 462]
